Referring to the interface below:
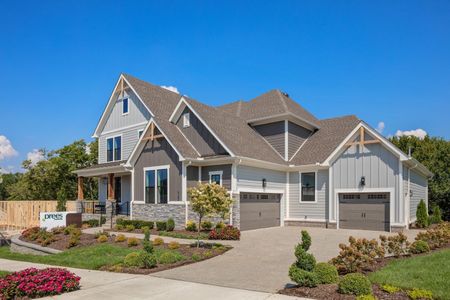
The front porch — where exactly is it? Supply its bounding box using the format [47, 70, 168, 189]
[75, 161, 132, 217]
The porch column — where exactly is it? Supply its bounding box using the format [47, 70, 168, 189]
[108, 173, 115, 200]
[77, 176, 84, 200]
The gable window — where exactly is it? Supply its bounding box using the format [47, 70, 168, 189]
[122, 98, 129, 115]
[300, 172, 316, 202]
[106, 136, 121, 162]
[145, 166, 169, 204]
[138, 129, 144, 138]
[209, 171, 223, 186]
[183, 112, 190, 128]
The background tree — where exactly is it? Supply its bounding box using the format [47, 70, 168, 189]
[0, 173, 21, 200]
[6, 139, 98, 201]
[390, 135, 450, 220]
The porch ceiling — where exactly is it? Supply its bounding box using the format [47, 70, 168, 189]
[74, 161, 130, 177]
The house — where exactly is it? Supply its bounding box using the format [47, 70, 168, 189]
[74, 74, 432, 232]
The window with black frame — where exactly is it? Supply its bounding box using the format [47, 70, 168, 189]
[301, 172, 315, 202]
[145, 167, 168, 204]
[106, 138, 114, 162]
[114, 136, 121, 160]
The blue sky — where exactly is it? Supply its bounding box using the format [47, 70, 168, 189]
[0, 1, 449, 172]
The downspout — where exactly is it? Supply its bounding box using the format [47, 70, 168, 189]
[184, 161, 192, 226]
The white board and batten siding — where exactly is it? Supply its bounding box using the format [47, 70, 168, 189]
[288, 170, 328, 221]
[331, 143, 403, 225]
[403, 166, 427, 222]
[98, 90, 151, 163]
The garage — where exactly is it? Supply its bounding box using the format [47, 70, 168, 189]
[339, 193, 390, 231]
[240, 192, 281, 231]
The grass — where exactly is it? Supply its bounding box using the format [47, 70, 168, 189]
[369, 248, 450, 300]
[0, 270, 10, 277]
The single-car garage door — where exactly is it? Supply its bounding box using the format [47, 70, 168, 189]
[339, 193, 390, 231]
[240, 193, 281, 231]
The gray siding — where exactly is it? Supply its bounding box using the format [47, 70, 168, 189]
[187, 166, 199, 189]
[405, 168, 427, 221]
[331, 143, 402, 224]
[99, 124, 146, 163]
[121, 175, 131, 204]
[201, 165, 232, 190]
[288, 122, 311, 159]
[176, 107, 228, 156]
[133, 139, 182, 202]
[253, 122, 285, 158]
[288, 170, 328, 220]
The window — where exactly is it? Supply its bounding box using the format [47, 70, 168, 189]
[300, 172, 316, 202]
[106, 136, 121, 162]
[209, 171, 223, 186]
[122, 98, 129, 115]
[145, 166, 169, 204]
[183, 112, 190, 128]
[138, 129, 144, 138]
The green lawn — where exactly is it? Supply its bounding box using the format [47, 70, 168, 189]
[0, 270, 10, 277]
[369, 249, 450, 300]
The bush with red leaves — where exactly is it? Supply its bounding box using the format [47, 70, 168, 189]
[0, 268, 80, 299]
[209, 225, 240, 240]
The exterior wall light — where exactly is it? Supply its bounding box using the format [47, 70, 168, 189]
[360, 176, 366, 187]
[262, 178, 267, 188]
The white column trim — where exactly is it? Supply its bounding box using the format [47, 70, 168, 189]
[182, 162, 188, 225]
[284, 120, 289, 161]
[399, 160, 405, 225]
[130, 167, 135, 220]
[286, 171, 290, 221]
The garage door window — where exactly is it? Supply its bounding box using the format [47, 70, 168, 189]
[300, 172, 316, 202]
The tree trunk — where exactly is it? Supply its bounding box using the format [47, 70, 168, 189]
[197, 215, 202, 248]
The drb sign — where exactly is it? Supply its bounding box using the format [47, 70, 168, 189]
[40, 212, 82, 230]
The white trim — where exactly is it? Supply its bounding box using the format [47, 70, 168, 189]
[169, 97, 186, 123]
[182, 112, 190, 128]
[175, 126, 201, 157]
[121, 97, 129, 116]
[286, 172, 290, 220]
[182, 162, 187, 203]
[231, 164, 237, 193]
[284, 120, 288, 161]
[143, 165, 171, 204]
[100, 121, 148, 137]
[198, 166, 202, 183]
[328, 166, 334, 222]
[209, 170, 223, 186]
[137, 128, 144, 139]
[399, 160, 405, 225]
[237, 187, 285, 194]
[105, 134, 123, 162]
[131, 167, 135, 219]
[334, 187, 395, 232]
[285, 218, 327, 223]
[246, 112, 319, 131]
[299, 171, 318, 203]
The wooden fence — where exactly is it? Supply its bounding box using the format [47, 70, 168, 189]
[0, 200, 78, 230]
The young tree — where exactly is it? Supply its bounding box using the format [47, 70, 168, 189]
[188, 183, 233, 246]
[416, 199, 429, 228]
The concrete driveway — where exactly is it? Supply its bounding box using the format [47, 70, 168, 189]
[153, 226, 420, 293]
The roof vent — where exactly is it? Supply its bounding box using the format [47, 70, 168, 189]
[281, 91, 289, 97]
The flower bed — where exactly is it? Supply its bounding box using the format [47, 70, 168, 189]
[0, 267, 80, 299]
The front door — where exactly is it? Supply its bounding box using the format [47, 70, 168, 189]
[114, 177, 122, 203]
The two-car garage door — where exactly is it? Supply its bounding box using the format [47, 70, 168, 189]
[339, 193, 390, 231]
[240, 193, 281, 231]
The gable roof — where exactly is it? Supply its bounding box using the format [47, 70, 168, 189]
[218, 90, 320, 129]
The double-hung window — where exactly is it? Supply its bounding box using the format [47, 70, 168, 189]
[209, 171, 223, 186]
[122, 98, 129, 115]
[182, 112, 190, 127]
[106, 136, 121, 162]
[300, 172, 316, 202]
[145, 166, 169, 204]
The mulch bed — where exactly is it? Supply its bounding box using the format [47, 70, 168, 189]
[107, 228, 208, 239]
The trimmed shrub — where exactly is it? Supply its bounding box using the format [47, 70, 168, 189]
[125, 225, 135, 232]
[116, 219, 154, 230]
[201, 220, 213, 231]
[429, 205, 442, 224]
[115, 224, 124, 231]
[115, 234, 126, 243]
[186, 220, 197, 232]
[82, 218, 106, 228]
[166, 218, 175, 232]
[208, 226, 240, 240]
[141, 226, 150, 232]
[21, 227, 40, 240]
[127, 237, 139, 247]
[156, 221, 167, 231]
[313, 263, 338, 284]
[158, 252, 181, 264]
[416, 199, 429, 228]
[191, 253, 201, 261]
[356, 295, 376, 300]
[142, 228, 153, 254]
[338, 273, 372, 296]
[215, 221, 225, 229]
[410, 240, 430, 254]
[124, 252, 141, 267]
[139, 252, 157, 269]
[379, 232, 410, 257]
[407, 288, 433, 300]
[381, 284, 401, 294]
[288, 265, 320, 288]
[94, 230, 109, 238]
[63, 225, 78, 235]
[97, 235, 108, 243]
[51, 226, 65, 234]
[153, 237, 164, 246]
[168, 241, 180, 250]
[415, 223, 450, 249]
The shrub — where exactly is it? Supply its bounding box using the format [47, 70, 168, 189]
[115, 224, 124, 231]
[407, 288, 433, 300]
[208, 226, 240, 240]
[94, 230, 109, 238]
[158, 252, 181, 264]
[410, 240, 430, 254]
[124, 252, 141, 267]
[0, 268, 80, 299]
[215, 221, 225, 229]
[168, 241, 180, 250]
[142, 228, 153, 254]
[156, 221, 167, 231]
[21, 227, 40, 240]
[97, 235, 108, 243]
[191, 253, 201, 261]
[35, 229, 56, 247]
[153, 237, 164, 246]
[186, 220, 197, 232]
[201, 220, 213, 231]
[125, 225, 135, 232]
[429, 205, 442, 224]
[313, 263, 339, 284]
[416, 199, 429, 228]
[141, 226, 150, 232]
[67, 234, 80, 248]
[203, 250, 213, 258]
[381, 284, 401, 294]
[115, 234, 126, 243]
[379, 232, 410, 257]
[127, 237, 139, 247]
[415, 223, 450, 249]
[330, 236, 384, 274]
[82, 218, 105, 228]
[51, 226, 65, 234]
[64, 225, 78, 235]
[116, 219, 154, 230]
[338, 273, 372, 296]
[139, 252, 157, 269]
[166, 218, 175, 232]
[356, 295, 376, 300]
[288, 265, 320, 288]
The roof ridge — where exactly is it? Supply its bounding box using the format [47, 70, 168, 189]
[319, 114, 360, 122]
[276, 89, 289, 112]
[122, 73, 182, 97]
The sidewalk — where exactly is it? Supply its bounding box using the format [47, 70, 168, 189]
[0, 258, 305, 300]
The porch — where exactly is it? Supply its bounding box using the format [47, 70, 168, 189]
[74, 161, 131, 216]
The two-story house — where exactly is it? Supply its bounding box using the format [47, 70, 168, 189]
[75, 74, 432, 232]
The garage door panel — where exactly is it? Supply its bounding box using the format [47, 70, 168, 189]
[240, 193, 280, 231]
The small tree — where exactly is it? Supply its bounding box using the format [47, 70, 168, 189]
[188, 183, 233, 247]
[416, 199, 429, 228]
[429, 205, 442, 224]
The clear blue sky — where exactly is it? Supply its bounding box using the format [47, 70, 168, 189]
[1, 1, 449, 172]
